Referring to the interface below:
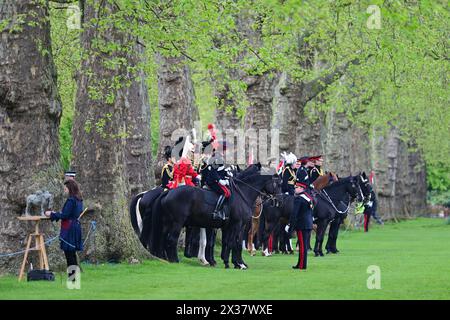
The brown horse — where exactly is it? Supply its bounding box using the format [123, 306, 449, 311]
[246, 171, 337, 256]
[312, 172, 338, 190]
[247, 196, 263, 256]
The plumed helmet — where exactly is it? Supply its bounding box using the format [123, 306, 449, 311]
[181, 135, 194, 158]
[281, 152, 297, 165]
[164, 145, 172, 160]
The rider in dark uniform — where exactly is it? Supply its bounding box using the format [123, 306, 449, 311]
[161, 146, 174, 189]
[205, 151, 231, 220]
[281, 153, 297, 195]
[309, 155, 324, 184]
[286, 179, 314, 270]
[296, 157, 314, 189]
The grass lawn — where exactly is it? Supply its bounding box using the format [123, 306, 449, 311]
[0, 218, 449, 300]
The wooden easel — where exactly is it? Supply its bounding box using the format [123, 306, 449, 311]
[17, 216, 50, 281]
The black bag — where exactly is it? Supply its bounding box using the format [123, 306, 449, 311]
[27, 269, 55, 281]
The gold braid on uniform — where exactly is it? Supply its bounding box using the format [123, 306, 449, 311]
[161, 163, 173, 179]
[283, 167, 296, 185]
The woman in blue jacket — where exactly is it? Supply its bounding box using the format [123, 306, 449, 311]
[45, 179, 83, 276]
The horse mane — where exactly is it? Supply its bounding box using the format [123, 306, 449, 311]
[236, 164, 260, 180]
[322, 175, 353, 190]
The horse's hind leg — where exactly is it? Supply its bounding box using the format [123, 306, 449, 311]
[165, 226, 182, 263]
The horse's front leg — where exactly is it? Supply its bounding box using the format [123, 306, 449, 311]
[221, 227, 231, 269]
[314, 219, 325, 257]
[205, 228, 216, 266]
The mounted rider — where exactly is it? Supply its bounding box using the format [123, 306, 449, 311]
[280, 152, 297, 195]
[296, 156, 314, 190]
[167, 135, 200, 189]
[161, 145, 174, 189]
[205, 141, 232, 221]
[308, 155, 324, 183]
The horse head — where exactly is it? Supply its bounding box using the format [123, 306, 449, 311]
[357, 171, 372, 203]
[348, 175, 365, 203]
[263, 174, 282, 195]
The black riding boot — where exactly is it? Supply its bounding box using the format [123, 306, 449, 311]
[213, 195, 226, 220]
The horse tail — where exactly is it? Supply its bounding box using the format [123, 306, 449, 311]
[150, 191, 169, 258]
[129, 192, 146, 238]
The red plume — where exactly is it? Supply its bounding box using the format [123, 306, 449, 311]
[207, 123, 217, 141]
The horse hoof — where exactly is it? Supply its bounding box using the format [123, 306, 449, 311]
[319, 252, 324, 257]
[224, 264, 229, 269]
[199, 260, 210, 266]
[314, 252, 319, 257]
[239, 263, 247, 270]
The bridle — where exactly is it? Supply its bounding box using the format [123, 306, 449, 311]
[232, 176, 282, 208]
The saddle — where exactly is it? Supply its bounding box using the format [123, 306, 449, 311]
[202, 187, 230, 220]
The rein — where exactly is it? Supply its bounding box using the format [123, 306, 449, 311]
[320, 189, 351, 215]
[231, 176, 280, 209]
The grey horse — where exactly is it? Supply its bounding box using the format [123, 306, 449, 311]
[25, 190, 54, 216]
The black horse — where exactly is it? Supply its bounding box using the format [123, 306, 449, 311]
[257, 194, 294, 255]
[150, 168, 281, 269]
[130, 186, 164, 250]
[130, 164, 260, 265]
[313, 173, 372, 256]
[324, 172, 372, 254]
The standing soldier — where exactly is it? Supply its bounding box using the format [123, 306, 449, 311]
[309, 155, 324, 183]
[286, 179, 314, 270]
[281, 152, 297, 195]
[161, 146, 174, 189]
[364, 190, 381, 232]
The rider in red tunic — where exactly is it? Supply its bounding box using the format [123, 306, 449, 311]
[167, 135, 199, 189]
[167, 156, 199, 189]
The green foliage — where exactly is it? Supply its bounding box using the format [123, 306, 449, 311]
[427, 190, 450, 207]
[45, 0, 448, 185]
[49, 3, 81, 170]
[427, 163, 450, 191]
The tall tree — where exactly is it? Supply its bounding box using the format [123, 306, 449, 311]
[156, 54, 198, 175]
[0, 0, 63, 274]
[71, 0, 151, 262]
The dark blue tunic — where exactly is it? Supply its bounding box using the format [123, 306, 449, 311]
[296, 166, 312, 188]
[290, 192, 314, 231]
[50, 196, 83, 252]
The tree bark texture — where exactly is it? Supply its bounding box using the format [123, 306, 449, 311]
[0, 0, 64, 274]
[71, 0, 151, 262]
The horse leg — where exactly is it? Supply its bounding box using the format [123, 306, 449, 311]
[165, 225, 182, 263]
[205, 228, 216, 266]
[197, 228, 209, 265]
[318, 220, 328, 256]
[326, 218, 337, 254]
[314, 220, 325, 257]
[332, 216, 344, 253]
[221, 228, 231, 269]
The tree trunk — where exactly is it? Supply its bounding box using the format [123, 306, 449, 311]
[71, 1, 151, 262]
[156, 54, 198, 177]
[0, 1, 63, 274]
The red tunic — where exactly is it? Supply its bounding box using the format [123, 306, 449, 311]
[167, 159, 198, 189]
